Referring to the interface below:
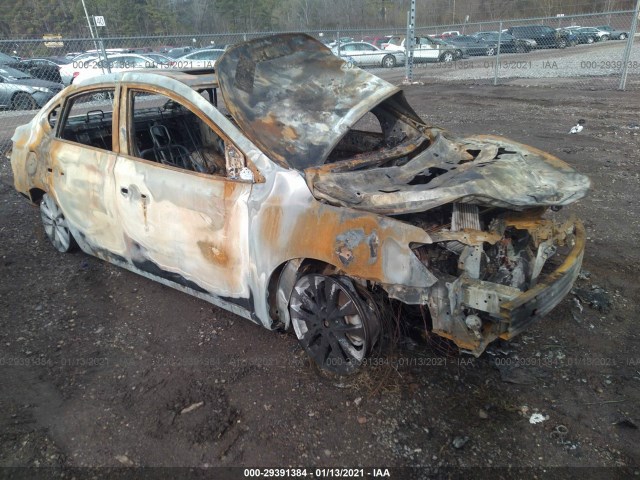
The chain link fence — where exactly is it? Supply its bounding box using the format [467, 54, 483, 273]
[0, 9, 638, 152]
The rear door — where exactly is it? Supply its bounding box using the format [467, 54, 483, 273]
[48, 85, 124, 257]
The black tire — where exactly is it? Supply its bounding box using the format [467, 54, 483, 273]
[290, 274, 381, 375]
[557, 38, 568, 49]
[440, 51, 454, 62]
[486, 47, 496, 56]
[515, 44, 526, 53]
[619, 33, 627, 40]
[12, 92, 37, 111]
[586, 37, 594, 44]
[40, 193, 77, 253]
[381, 54, 396, 68]
[600, 35, 609, 42]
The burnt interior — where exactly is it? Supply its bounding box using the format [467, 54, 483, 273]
[326, 101, 430, 166]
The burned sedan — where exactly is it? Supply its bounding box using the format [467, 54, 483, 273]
[11, 34, 590, 374]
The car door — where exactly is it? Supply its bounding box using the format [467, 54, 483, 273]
[357, 43, 382, 66]
[414, 37, 439, 61]
[112, 85, 255, 301]
[345, 43, 368, 65]
[48, 86, 125, 256]
[0, 75, 12, 107]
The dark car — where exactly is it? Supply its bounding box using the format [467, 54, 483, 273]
[0, 51, 18, 64]
[11, 57, 69, 84]
[562, 27, 599, 45]
[0, 65, 64, 110]
[448, 35, 493, 56]
[165, 47, 193, 58]
[596, 25, 629, 40]
[506, 25, 571, 49]
[450, 33, 531, 56]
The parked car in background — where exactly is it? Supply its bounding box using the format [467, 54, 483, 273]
[562, 27, 599, 44]
[595, 25, 629, 40]
[165, 47, 193, 58]
[326, 37, 355, 49]
[60, 53, 165, 85]
[173, 49, 225, 69]
[144, 52, 174, 68]
[438, 30, 461, 39]
[11, 57, 69, 84]
[448, 35, 491, 56]
[0, 51, 19, 64]
[506, 25, 572, 49]
[361, 35, 392, 49]
[575, 27, 611, 42]
[333, 41, 404, 68]
[10, 33, 590, 375]
[431, 37, 464, 59]
[0, 65, 64, 110]
[384, 36, 457, 62]
[458, 32, 532, 55]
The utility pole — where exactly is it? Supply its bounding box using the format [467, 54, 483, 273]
[80, 0, 99, 52]
[404, 0, 416, 84]
[619, 0, 640, 90]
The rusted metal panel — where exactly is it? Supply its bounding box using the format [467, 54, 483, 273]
[309, 133, 590, 214]
[216, 34, 414, 169]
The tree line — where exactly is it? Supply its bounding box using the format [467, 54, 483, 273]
[0, 0, 636, 38]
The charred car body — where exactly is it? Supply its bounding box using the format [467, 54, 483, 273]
[11, 34, 590, 374]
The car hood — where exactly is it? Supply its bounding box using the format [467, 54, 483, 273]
[216, 33, 421, 169]
[306, 133, 591, 214]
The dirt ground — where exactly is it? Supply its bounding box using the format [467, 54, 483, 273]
[1, 77, 639, 477]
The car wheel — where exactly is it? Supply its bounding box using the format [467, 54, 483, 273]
[515, 44, 526, 53]
[40, 193, 76, 253]
[486, 47, 496, 56]
[381, 54, 396, 68]
[557, 38, 568, 48]
[586, 37, 594, 44]
[440, 51, 454, 62]
[619, 33, 627, 40]
[600, 35, 609, 42]
[12, 92, 37, 111]
[290, 274, 381, 375]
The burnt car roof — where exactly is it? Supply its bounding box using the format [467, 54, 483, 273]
[216, 33, 422, 169]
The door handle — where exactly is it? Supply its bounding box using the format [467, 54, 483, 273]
[120, 187, 129, 197]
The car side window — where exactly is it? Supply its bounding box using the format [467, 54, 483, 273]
[129, 90, 251, 180]
[56, 89, 116, 151]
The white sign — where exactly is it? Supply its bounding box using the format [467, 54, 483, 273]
[556, 13, 565, 17]
[94, 16, 106, 27]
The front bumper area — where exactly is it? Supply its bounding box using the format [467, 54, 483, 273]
[421, 219, 585, 355]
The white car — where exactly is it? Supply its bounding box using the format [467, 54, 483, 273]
[331, 42, 404, 68]
[172, 49, 225, 69]
[60, 53, 163, 85]
[384, 36, 456, 63]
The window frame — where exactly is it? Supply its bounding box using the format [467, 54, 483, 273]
[55, 85, 120, 153]
[120, 84, 260, 182]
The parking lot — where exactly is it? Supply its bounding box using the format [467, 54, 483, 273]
[1, 59, 639, 477]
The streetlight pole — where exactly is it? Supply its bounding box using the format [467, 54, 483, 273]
[80, 0, 99, 52]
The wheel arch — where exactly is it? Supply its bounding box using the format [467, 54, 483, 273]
[28, 187, 46, 205]
[267, 257, 345, 331]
